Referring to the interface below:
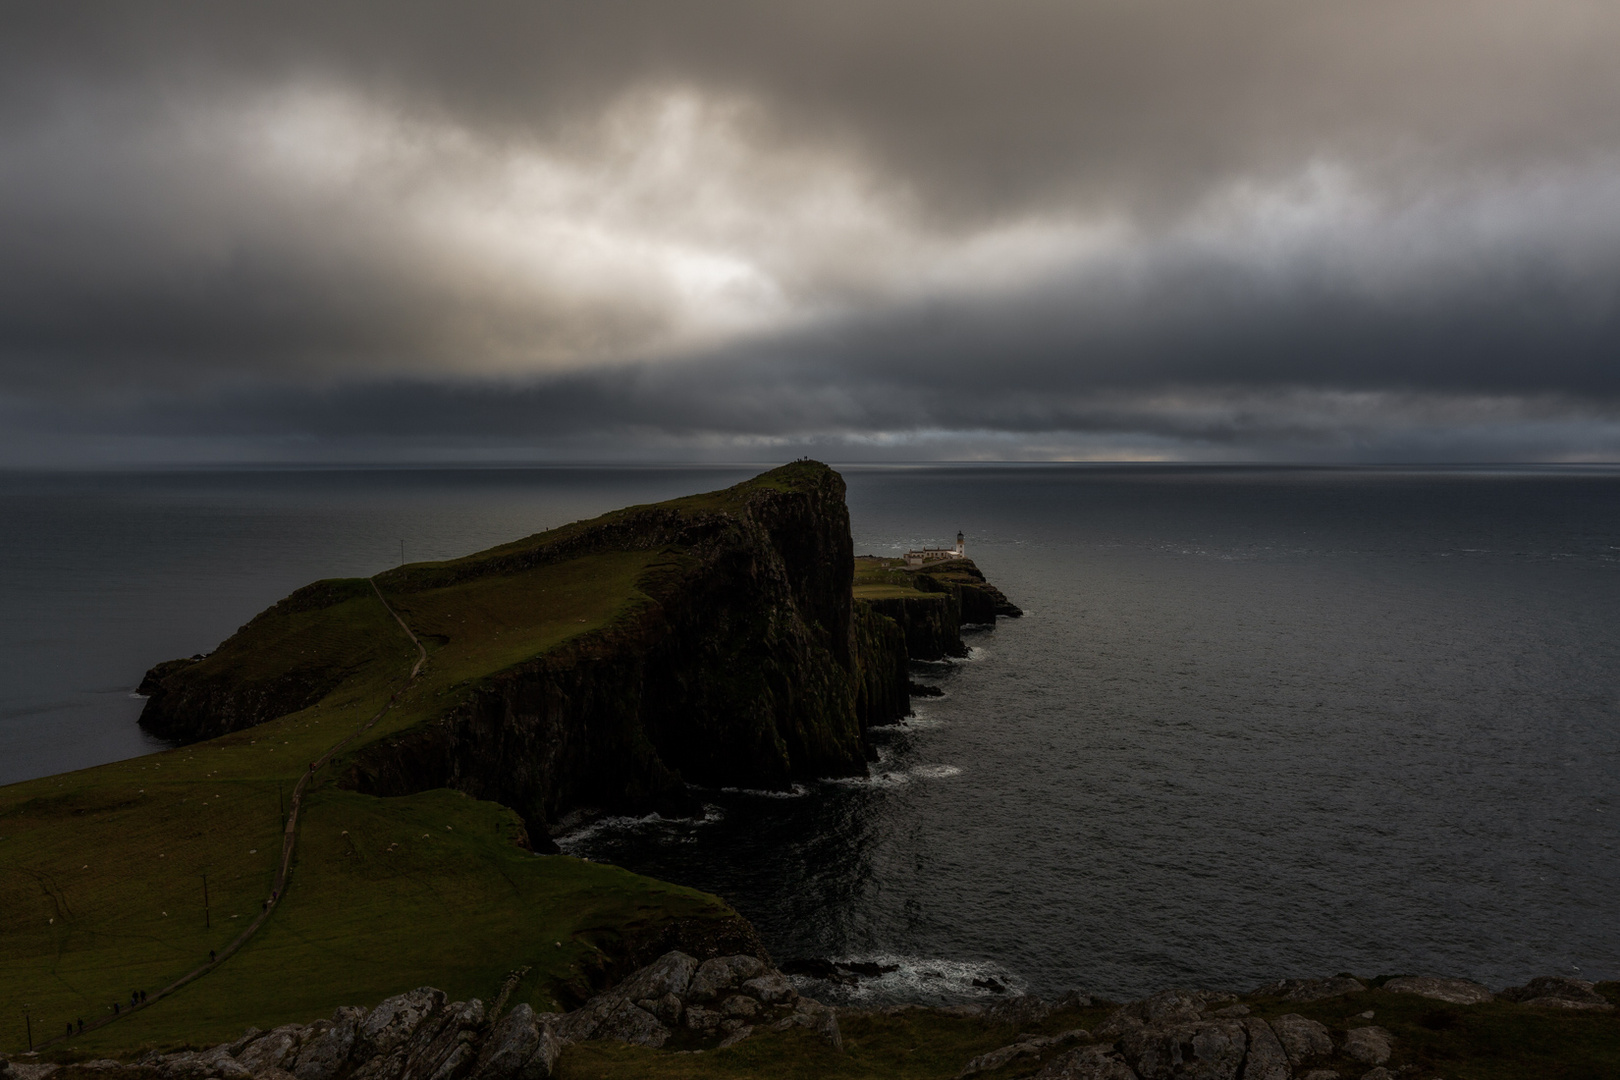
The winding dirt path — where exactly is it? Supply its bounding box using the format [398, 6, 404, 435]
[40, 579, 426, 1050]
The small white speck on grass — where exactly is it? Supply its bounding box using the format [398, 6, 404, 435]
[162, 911, 168, 917]
[249, 848, 257, 854]
[48, 917, 53, 924]
[445, 825, 452, 830]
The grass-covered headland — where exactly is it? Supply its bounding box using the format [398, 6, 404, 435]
[1, 463, 1018, 1060]
[8, 462, 1601, 1078]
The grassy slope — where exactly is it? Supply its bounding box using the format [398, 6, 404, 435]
[0, 498, 753, 1057]
[851, 557, 949, 602]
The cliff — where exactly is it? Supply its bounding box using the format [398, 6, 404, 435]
[852, 555, 1022, 662]
[136, 464, 1017, 847]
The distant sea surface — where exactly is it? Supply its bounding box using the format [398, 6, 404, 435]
[4, 465, 1618, 1000]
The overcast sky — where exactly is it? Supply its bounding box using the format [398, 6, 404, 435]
[4, 1, 1619, 463]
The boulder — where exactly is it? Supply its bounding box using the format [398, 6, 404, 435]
[215, 1058, 254, 1080]
[1269, 1014, 1334, 1065]
[295, 1007, 368, 1080]
[686, 956, 767, 1003]
[716, 1025, 754, 1049]
[1499, 976, 1613, 1010]
[1381, 976, 1493, 1005]
[1298, 1073, 1341, 1080]
[146, 1051, 208, 1080]
[765, 998, 842, 1051]
[353, 989, 446, 1065]
[635, 993, 683, 1027]
[719, 995, 760, 1020]
[1036, 1045, 1141, 1080]
[683, 1006, 722, 1034]
[469, 1004, 561, 1080]
[238, 1026, 307, 1075]
[1094, 990, 1215, 1039]
[613, 952, 699, 1004]
[958, 1030, 1092, 1079]
[586, 1002, 668, 1049]
[400, 999, 485, 1080]
[1358, 1070, 1395, 1080]
[1118, 1019, 1247, 1080]
[228, 1030, 266, 1056]
[1239, 1018, 1289, 1080]
[741, 973, 796, 1005]
[1341, 1027, 1393, 1066]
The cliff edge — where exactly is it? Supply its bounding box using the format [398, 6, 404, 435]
[136, 463, 1017, 847]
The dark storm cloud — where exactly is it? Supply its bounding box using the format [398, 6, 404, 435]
[3, 1, 1620, 460]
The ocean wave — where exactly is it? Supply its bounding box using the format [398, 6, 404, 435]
[789, 953, 1028, 1006]
[554, 805, 724, 848]
[717, 783, 811, 799]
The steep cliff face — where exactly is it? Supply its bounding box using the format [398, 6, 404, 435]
[851, 555, 1023, 663]
[137, 463, 947, 846]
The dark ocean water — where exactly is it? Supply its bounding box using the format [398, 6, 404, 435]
[4, 465, 1618, 1000]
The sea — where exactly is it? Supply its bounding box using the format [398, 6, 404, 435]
[3, 464, 1617, 1002]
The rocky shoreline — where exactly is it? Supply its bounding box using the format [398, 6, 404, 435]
[10, 955, 1611, 1080]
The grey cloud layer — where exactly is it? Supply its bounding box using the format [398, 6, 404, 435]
[3, 1, 1620, 460]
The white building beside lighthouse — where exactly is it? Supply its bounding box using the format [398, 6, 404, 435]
[904, 531, 966, 566]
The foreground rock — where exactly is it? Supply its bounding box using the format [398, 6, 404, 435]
[71, 953, 822, 1080]
[1381, 976, 1493, 1005]
[31, 966, 1615, 1080]
[1498, 976, 1616, 1011]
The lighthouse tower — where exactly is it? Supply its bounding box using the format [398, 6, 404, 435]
[955, 531, 965, 557]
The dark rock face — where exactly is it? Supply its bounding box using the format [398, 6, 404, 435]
[863, 593, 968, 661]
[344, 466, 882, 836]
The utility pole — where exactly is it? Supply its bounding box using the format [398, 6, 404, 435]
[24, 1007, 32, 1051]
[278, 783, 285, 831]
[203, 873, 210, 929]
[400, 540, 405, 567]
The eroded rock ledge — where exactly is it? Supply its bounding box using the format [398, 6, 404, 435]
[11, 965, 1611, 1080]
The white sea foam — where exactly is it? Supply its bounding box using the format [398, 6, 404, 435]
[789, 953, 1029, 1005]
[554, 805, 723, 849]
[825, 769, 909, 788]
[910, 764, 963, 779]
[717, 783, 810, 799]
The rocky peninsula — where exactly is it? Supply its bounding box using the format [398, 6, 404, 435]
[134, 461, 1016, 848]
[9, 462, 1612, 1077]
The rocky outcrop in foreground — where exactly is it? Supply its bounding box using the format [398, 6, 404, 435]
[6, 966, 1611, 1080]
[2, 953, 834, 1080]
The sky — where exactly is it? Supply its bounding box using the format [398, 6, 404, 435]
[3, 1, 1619, 464]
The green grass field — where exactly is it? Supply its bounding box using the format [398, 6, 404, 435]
[851, 556, 948, 601]
[0, 528, 736, 1058]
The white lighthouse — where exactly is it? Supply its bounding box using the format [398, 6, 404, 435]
[903, 531, 967, 566]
